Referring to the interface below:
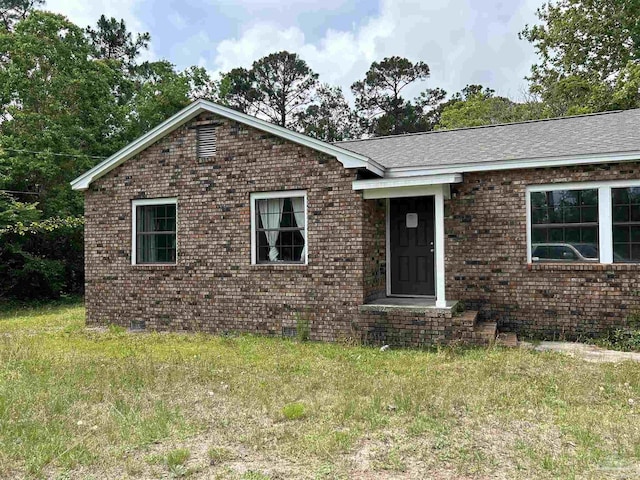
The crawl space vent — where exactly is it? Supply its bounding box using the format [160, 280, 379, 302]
[282, 326, 297, 338]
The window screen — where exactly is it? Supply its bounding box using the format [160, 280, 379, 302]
[136, 203, 177, 264]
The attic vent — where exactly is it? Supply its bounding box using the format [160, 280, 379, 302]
[197, 124, 216, 158]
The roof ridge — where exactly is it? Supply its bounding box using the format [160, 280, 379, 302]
[334, 108, 635, 145]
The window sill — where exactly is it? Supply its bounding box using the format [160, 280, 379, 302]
[250, 263, 308, 270]
[529, 262, 640, 271]
[131, 263, 178, 269]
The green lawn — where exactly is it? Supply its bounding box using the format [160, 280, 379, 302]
[1, 301, 639, 479]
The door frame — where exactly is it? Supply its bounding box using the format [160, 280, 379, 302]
[386, 197, 437, 298]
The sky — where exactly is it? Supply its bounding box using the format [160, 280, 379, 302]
[44, 0, 543, 103]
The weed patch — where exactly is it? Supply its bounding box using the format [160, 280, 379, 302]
[282, 402, 306, 420]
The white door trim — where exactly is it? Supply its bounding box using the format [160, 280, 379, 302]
[385, 189, 447, 306]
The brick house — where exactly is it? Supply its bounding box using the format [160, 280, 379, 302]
[71, 100, 640, 346]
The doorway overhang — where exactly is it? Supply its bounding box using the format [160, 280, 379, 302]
[352, 173, 462, 199]
[355, 177, 457, 309]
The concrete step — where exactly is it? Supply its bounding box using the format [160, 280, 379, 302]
[473, 321, 497, 345]
[496, 331, 519, 348]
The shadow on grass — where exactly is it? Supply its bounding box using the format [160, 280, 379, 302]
[0, 295, 84, 318]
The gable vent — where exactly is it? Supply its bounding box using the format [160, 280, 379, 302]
[197, 124, 216, 158]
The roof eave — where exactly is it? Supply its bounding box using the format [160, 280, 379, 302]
[383, 150, 640, 178]
[71, 99, 383, 191]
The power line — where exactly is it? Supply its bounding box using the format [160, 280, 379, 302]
[1, 148, 107, 160]
[1, 190, 39, 196]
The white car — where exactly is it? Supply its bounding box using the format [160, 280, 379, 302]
[531, 243, 599, 262]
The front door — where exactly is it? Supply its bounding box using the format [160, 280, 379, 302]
[389, 196, 435, 296]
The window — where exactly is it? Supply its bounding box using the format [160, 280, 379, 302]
[612, 187, 640, 262]
[528, 181, 640, 264]
[530, 189, 599, 262]
[132, 199, 177, 265]
[251, 191, 306, 264]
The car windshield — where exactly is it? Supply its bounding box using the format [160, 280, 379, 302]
[573, 244, 598, 259]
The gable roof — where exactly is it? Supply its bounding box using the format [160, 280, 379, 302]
[71, 99, 384, 190]
[336, 109, 640, 174]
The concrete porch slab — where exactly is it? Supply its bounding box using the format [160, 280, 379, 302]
[359, 297, 459, 314]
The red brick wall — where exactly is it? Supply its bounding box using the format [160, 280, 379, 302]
[445, 162, 640, 338]
[84, 113, 370, 341]
[362, 198, 386, 301]
[85, 111, 640, 342]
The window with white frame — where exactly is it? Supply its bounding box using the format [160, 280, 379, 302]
[132, 199, 177, 265]
[530, 188, 599, 262]
[612, 186, 640, 262]
[528, 181, 640, 264]
[251, 191, 306, 264]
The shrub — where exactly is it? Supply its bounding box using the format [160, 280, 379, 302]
[595, 328, 640, 352]
[591, 311, 640, 352]
[0, 216, 84, 299]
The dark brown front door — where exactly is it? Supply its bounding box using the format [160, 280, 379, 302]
[390, 196, 435, 296]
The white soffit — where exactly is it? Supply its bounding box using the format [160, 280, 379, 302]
[352, 173, 462, 191]
[353, 174, 461, 200]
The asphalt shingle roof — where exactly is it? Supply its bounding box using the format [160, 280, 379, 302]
[334, 109, 640, 170]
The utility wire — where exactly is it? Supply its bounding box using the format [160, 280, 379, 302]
[1, 190, 39, 196]
[1, 148, 107, 160]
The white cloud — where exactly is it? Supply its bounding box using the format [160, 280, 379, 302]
[208, 0, 539, 102]
[43, 0, 541, 103]
[215, 24, 307, 71]
[43, 0, 157, 62]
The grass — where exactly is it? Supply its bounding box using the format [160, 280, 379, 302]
[281, 402, 306, 420]
[0, 300, 639, 479]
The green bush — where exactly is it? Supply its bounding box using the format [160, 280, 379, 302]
[0, 215, 84, 299]
[595, 328, 640, 352]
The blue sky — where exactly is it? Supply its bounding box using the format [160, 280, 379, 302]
[45, 0, 542, 103]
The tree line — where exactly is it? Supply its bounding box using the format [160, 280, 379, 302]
[2, 0, 640, 298]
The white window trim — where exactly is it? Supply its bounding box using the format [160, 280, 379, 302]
[250, 190, 308, 265]
[131, 197, 178, 266]
[526, 180, 640, 264]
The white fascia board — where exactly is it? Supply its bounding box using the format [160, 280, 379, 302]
[352, 173, 462, 191]
[360, 184, 450, 200]
[71, 99, 383, 190]
[526, 178, 640, 192]
[384, 150, 640, 178]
